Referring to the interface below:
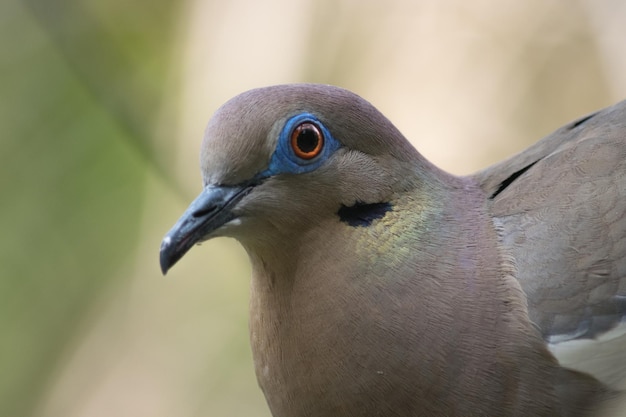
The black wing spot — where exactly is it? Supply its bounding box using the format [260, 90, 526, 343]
[569, 111, 599, 130]
[489, 161, 539, 200]
[338, 202, 392, 227]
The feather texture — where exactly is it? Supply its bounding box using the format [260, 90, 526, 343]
[161, 84, 626, 416]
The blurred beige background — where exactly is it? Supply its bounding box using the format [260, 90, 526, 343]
[2, 1, 626, 416]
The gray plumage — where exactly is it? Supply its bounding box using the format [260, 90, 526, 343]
[160, 84, 626, 416]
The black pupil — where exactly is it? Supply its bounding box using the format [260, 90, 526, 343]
[297, 126, 319, 153]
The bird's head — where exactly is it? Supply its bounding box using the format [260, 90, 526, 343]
[160, 84, 439, 273]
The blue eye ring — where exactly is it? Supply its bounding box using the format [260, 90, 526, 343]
[259, 112, 341, 177]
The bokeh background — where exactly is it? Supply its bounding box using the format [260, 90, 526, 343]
[2, 1, 626, 416]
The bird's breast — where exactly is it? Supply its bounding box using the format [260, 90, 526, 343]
[245, 187, 574, 416]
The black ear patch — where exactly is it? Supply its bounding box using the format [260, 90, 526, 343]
[338, 202, 392, 227]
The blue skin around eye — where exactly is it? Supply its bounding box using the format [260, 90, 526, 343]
[256, 112, 341, 178]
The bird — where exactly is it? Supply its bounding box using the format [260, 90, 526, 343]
[160, 84, 626, 417]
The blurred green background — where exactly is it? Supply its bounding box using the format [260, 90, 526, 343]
[1, 0, 625, 416]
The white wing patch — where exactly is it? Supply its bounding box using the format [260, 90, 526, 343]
[549, 321, 626, 390]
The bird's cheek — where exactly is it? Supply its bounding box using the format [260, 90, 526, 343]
[212, 216, 244, 237]
[219, 198, 275, 236]
[331, 155, 398, 205]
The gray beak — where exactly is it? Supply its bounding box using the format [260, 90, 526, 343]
[159, 185, 251, 274]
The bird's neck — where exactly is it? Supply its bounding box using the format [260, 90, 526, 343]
[245, 176, 564, 417]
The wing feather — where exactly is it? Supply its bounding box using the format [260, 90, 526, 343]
[474, 100, 626, 388]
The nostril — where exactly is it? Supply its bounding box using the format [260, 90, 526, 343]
[192, 206, 217, 218]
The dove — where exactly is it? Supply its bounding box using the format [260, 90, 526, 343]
[160, 84, 626, 416]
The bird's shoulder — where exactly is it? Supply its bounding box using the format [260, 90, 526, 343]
[473, 100, 626, 389]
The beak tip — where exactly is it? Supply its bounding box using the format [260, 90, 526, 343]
[160, 260, 170, 276]
[159, 236, 175, 275]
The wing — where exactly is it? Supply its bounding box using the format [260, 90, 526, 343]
[474, 101, 626, 389]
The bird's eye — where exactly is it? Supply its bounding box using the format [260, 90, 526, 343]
[261, 113, 338, 176]
[290, 122, 324, 160]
